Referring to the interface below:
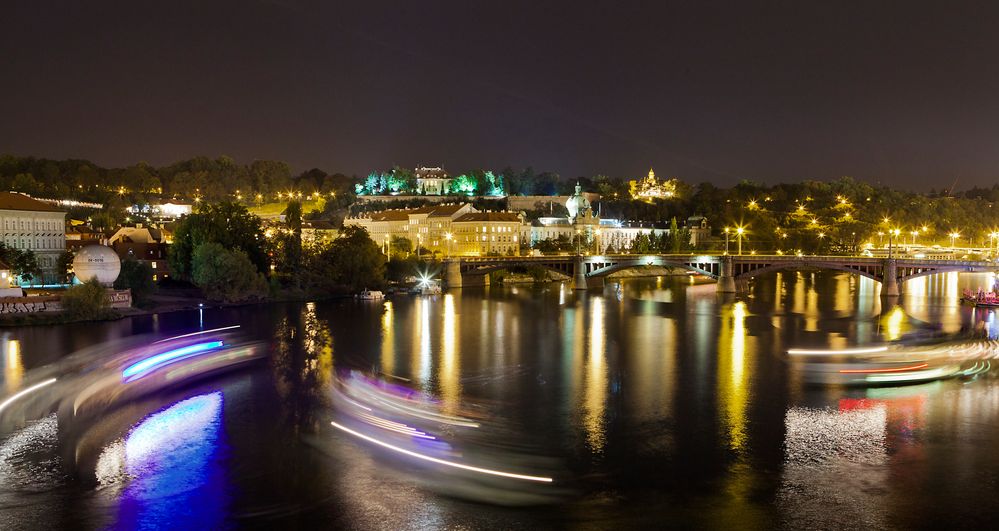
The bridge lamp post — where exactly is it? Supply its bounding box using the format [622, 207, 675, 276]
[594, 229, 602, 254]
[724, 227, 730, 254]
[736, 227, 745, 255]
[911, 230, 918, 246]
[949, 231, 960, 250]
[444, 232, 453, 258]
[888, 228, 900, 258]
[575, 229, 582, 256]
[990, 231, 999, 258]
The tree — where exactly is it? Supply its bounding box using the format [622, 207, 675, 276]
[276, 200, 303, 279]
[57, 250, 74, 284]
[169, 202, 267, 280]
[61, 278, 112, 320]
[0, 243, 40, 283]
[114, 259, 156, 306]
[191, 242, 268, 302]
[319, 226, 385, 291]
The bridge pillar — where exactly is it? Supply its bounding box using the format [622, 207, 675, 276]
[463, 274, 490, 287]
[717, 255, 737, 293]
[573, 257, 589, 290]
[444, 259, 463, 289]
[881, 259, 899, 297]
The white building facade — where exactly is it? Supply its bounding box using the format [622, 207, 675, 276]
[0, 192, 67, 280]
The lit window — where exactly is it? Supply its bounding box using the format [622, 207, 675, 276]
[151, 262, 157, 269]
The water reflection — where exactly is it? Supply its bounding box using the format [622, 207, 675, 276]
[2, 337, 22, 393]
[97, 392, 228, 530]
[718, 301, 750, 452]
[439, 294, 461, 413]
[582, 296, 607, 454]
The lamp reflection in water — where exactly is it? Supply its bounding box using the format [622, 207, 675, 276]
[718, 301, 750, 452]
[3, 337, 23, 393]
[381, 301, 395, 375]
[96, 392, 227, 530]
[582, 296, 607, 454]
[439, 294, 461, 414]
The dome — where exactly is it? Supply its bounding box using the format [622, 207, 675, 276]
[565, 183, 591, 220]
[73, 245, 121, 285]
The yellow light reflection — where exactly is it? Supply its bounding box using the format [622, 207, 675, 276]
[439, 294, 461, 413]
[583, 296, 608, 454]
[883, 306, 906, 341]
[381, 301, 395, 375]
[416, 298, 431, 386]
[718, 301, 750, 452]
[4, 338, 23, 393]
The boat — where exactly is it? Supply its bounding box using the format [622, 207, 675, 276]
[962, 288, 999, 307]
[408, 277, 442, 295]
[356, 289, 384, 300]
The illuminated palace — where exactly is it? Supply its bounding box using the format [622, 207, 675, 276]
[346, 185, 711, 257]
[343, 203, 524, 256]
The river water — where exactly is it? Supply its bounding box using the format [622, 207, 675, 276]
[2, 271, 999, 529]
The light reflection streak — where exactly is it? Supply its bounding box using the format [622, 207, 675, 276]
[3, 337, 22, 393]
[718, 301, 750, 451]
[439, 294, 460, 413]
[331, 421, 553, 483]
[381, 301, 395, 375]
[582, 296, 607, 453]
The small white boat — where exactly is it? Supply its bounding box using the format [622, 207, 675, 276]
[419, 279, 442, 295]
[356, 289, 384, 300]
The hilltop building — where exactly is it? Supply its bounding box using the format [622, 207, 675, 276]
[414, 166, 452, 195]
[630, 169, 678, 200]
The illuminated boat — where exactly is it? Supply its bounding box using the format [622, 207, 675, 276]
[787, 342, 994, 386]
[357, 289, 384, 300]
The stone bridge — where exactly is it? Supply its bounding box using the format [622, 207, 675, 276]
[443, 254, 997, 296]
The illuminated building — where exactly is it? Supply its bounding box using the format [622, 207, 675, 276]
[629, 168, 678, 200]
[108, 225, 172, 281]
[414, 166, 452, 195]
[345, 203, 522, 256]
[0, 192, 67, 281]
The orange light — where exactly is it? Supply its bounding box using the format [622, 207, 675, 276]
[839, 363, 929, 374]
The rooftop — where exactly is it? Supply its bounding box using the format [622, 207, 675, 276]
[0, 192, 65, 213]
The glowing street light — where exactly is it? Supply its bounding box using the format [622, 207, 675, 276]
[444, 231, 453, 257]
[724, 227, 730, 254]
[888, 228, 901, 258]
[949, 231, 961, 249]
[736, 226, 746, 256]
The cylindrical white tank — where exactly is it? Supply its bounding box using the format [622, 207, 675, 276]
[73, 245, 122, 285]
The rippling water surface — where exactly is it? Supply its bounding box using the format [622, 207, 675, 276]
[2, 271, 999, 529]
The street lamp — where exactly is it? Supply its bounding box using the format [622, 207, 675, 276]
[736, 226, 745, 256]
[594, 229, 602, 254]
[910, 230, 918, 246]
[575, 229, 582, 256]
[724, 227, 730, 254]
[444, 232, 453, 258]
[949, 231, 960, 249]
[888, 228, 901, 258]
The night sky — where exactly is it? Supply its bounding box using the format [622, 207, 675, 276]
[2, 1, 998, 189]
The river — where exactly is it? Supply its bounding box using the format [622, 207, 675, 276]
[1, 271, 999, 529]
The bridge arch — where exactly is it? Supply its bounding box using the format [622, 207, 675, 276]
[587, 260, 719, 279]
[732, 261, 883, 283]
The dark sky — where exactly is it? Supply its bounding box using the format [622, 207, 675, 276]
[2, 1, 998, 189]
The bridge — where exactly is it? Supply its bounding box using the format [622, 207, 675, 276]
[443, 254, 998, 295]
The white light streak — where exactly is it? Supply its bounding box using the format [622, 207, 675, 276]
[153, 325, 241, 344]
[0, 378, 57, 415]
[787, 346, 889, 356]
[331, 421, 553, 483]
